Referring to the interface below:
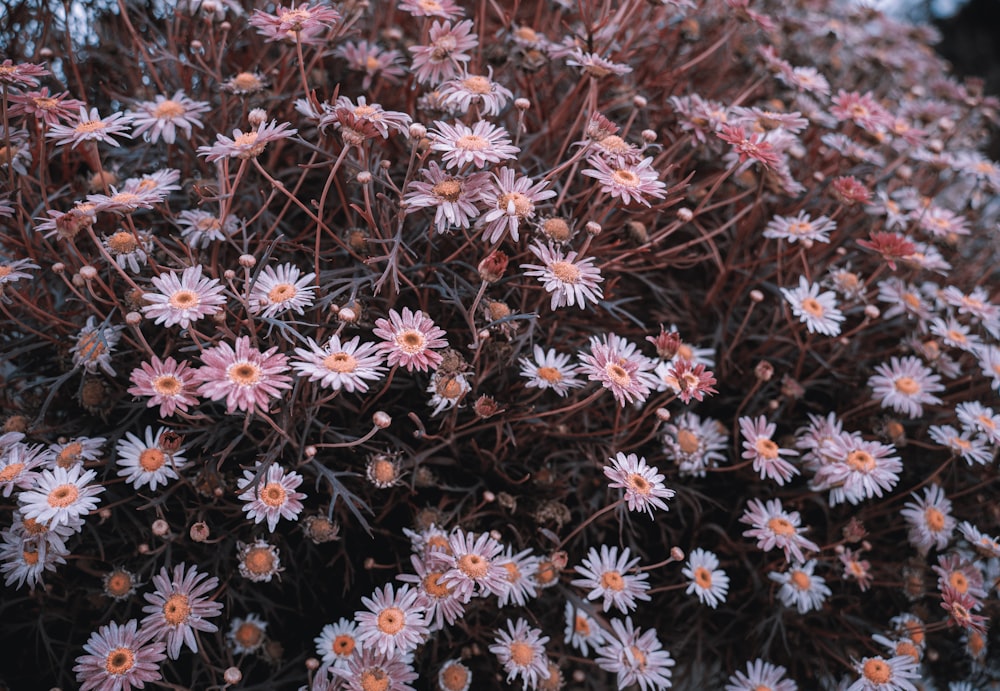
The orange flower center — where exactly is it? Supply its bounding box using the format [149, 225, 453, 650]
[611, 168, 641, 188]
[376, 607, 405, 635]
[862, 659, 891, 684]
[76, 119, 108, 134]
[694, 566, 712, 588]
[243, 546, 275, 574]
[605, 362, 631, 388]
[456, 134, 488, 151]
[395, 330, 426, 354]
[235, 622, 263, 648]
[790, 570, 811, 590]
[896, 641, 920, 663]
[139, 448, 166, 471]
[56, 442, 84, 468]
[153, 375, 183, 395]
[360, 668, 390, 691]
[550, 260, 581, 283]
[440, 662, 469, 691]
[800, 297, 824, 317]
[574, 614, 591, 635]
[332, 634, 355, 655]
[168, 289, 199, 309]
[227, 362, 262, 386]
[600, 570, 625, 591]
[755, 438, 779, 460]
[432, 178, 463, 201]
[462, 75, 492, 94]
[767, 516, 796, 537]
[846, 450, 875, 473]
[323, 352, 357, 373]
[260, 482, 287, 507]
[627, 472, 651, 494]
[47, 483, 79, 507]
[677, 429, 700, 455]
[423, 571, 451, 598]
[369, 459, 397, 485]
[893, 376, 919, 395]
[232, 73, 262, 90]
[497, 192, 533, 218]
[107, 231, 138, 253]
[105, 571, 133, 597]
[162, 593, 191, 625]
[267, 283, 297, 303]
[508, 641, 535, 666]
[457, 553, 488, 579]
[22, 548, 39, 565]
[105, 647, 135, 675]
[949, 571, 968, 593]
[153, 100, 185, 119]
[925, 507, 945, 531]
[536, 366, 562, 383]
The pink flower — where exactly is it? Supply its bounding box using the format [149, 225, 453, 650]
[73, 619, 167, 691]
[354, 583, 429, 656]
[438, 68, 513, 116]
[594, 617, 675, 691]
[579, 333, 659, 407]
[143, 265, 227, 329]
[603, 452, 675, 518]
[46, 106, 133, 148]
[571, 545, 650, 613]
[129, 90, 210, 144]
[196, 336, 293, 414]
[663, 358, 718, 404]
[489, 618, 550, 689]
[429, 120, 519, 170]
[479, 167, 556, 243]
[717, 124, 781, 169]
[740, 498, 819, 563]
[373, 308, 448, 372]
[408, 20, 477, 86]
[292, 335, 386, 393]
[739, 415, 800, 486]
[198, 120, 297, 162]
[249, 262, 317, 319]
[581, 155, 667, 206]
[237, 463, 306, 531]
[128, 356, 200, 417]
[403, 162, 489, 234]
[399, 0, 464, 19]
[140, 563, 224, 659]
[249, 2, 341, 43]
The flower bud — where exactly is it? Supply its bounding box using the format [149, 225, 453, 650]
[79, 265, 98, 281]
[515, 97, 530, 110]
[372, 411, 392, 429]
[239, 254, 256, 268]
[190, 521, 210, 542]
[478, 250, 508, 283]
[248, 108, 267, 127]
[676, 207, 694, 222]
[223, 667, 242, 685]
[152, 519, 169, 537]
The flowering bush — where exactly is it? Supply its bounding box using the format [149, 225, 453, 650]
[1, 0, 999, 688]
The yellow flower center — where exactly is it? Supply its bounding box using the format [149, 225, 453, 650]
[458, 553, 489, 579]
[323, 352, 357, 373]
[162, 593, 191, 625]
[105, 647, 135, 675]
[846, 450, 875, 473]
[395, 330, 426, 354]
[536, 366, 562, 383]
[267, 283, 297, 303]
[600, 570, 625, 591]
[508, 641, 535, 666]
[153, 375, 183, 395]
[107, 231, 138, 253]
[75, 119, 108, 134]
[260, 482, 287, 507]
[227, 362, 262, 386]
[755, 438, 779, 460]
[168, 289, 199, 309]
[153, 100, 185, 119]
[463, 76, 492, 94]
[550, 260, 581, 283]
[432, 178, 463, 201]
[47, 483, 79, 508]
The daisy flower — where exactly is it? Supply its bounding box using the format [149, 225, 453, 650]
[595, 617, 675, 691]
[354, 583, 429, 656]
[439, 68, 513, 116]
[71, 316, 122, 377]
[198, 120, 297, 162]
[99, 230, 152, 271]
[18, 465, 104, 529]
[662, 411, 729, 477]
[196, 336, 293, 415]
[739, 415, 800, 485]
[764, 210, 836, 244]
[847, 655, 920, 691]
[0, 59, 49, 88]
[0, 524, 69, 590]
[603, 452, 675, 518]
[900, 484, 955, 555]
[402, 162, 489, 234]
[429, 120, 520, 169]
[521, 242, 603, 309]
[579, 333, 659, 407]
[868, 356, 944, 419]
[332, 648, 418, 691]
[489, 618, 551, 689]
[928, 424, 993, 466]
[780, 276, 845, 336]
[292, 335, 386, 393]
[249, 2, 341, 43]
[128, 356, 200, 417]
[399, 0, 464, 19]
[237, 463, 306, 532]
[129, 90, 210, 144]
[564, 602, 607, 656]
[102, 566, 141, 601]
[143, 265, 227, 329]
[426, 372, 470, 416]
[956, 401, 1000, 444]
[321, 96, 412, 140]
[659, 358, 719, 404]
[73, 619, 167, 691]
[571, 545, 650, 614]
[397, 553, 466, 631]
[717, 124, 782, 168]
[496, 547, 540, 608]
[408, 19, 477, 86]
[683, 548, 730, 608]
[438, 659, 472, 691]
[769, 560, 831, 614]
[439, 530, 509, 601]
[933, 553, 987, 599]
[237, 539, 283, 582]
[176, 209, 239, 248]
[581, 155, 667, 207]
[249, 262, 317, 318]
[479, 167, 555, 244]
[812, 433, 902, 505]
[115, 426, 187, 491]
[958, 521, 1000, 558]
[46, 105, 133, 148]
[0, 442, 51, 496]
[227, 613, 268, 654]
[373, 307, 448, 372]
[315, 618, 361, 668]
[740, 498, 819, 563]
[334, 40, 406, 90]
[140, 563, 224, 659]
[726, 659, 798, 691]
[0, 258, 39, 286]
[519, 345, 584, 396]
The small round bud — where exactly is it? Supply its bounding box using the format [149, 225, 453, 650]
[356, 171, 372, 184]
[304, 445, 317, 458]
[898, 164, 913, 181]
[223, 667, 242, 685]
[190, 39, 203, 51]
[79, 265, 98, 281]
[801, 238, 814, 250]
[219, 21, 231, 31]
[483, 490, 496, 503]
[489, 529, 502, 541]
[223, 269, 236, 280]
[338, 306, 358, 323]
[478, 250, 508, 283]
[52, 262, 65, 274]
[372, 411, 392, 429]
[152, 519, 169, 537]
[755, 360, 774, 381]
[864, 304, 880, 319]
[137, 543, 150, 554]
[655, 408, 671, 422]
[767, 399, 780, 411]
[380, 160, 391, 170]
[750, 289, 764, 303]
[937, 117, 954, 132]
[239, 254, 256, 268]
[676, 207, 694, 222]
[190, 521, 210, 542]
[540, 217, 571, 242]
[409, 123, 427, 139]
[573, 670, 586, 684]
[248, 108, 267, 127]
[383, 26, 403, 41]
[98, 508, 112, 521]
[39, 47, 54, 58]
[305, 658, 321, 672]
[670, 546, 685, 562]
[641, 128, 657, 143]
[625, 220, 648, 244]
[813, 171, 825, 182]
[514, 97, 530, 111]
[125, 311, 142, 326]
[213, 486, 224, 497]
[364, 557, 376, 570]
[928, 138, 943, 153]
[478, 329, 490, 341]
[584, 221, 602, 236]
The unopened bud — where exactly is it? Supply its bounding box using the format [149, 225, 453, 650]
[190, 521, 210, 542]
[137, 543, 149, 554]
[633, 95, 647, 108]
[305, 658, 320, 671]
[223, 667, 242, 685]
[515, 97, 530, 110]
[248, 108, 267, 127]
[125, 311, 142, 326]
[585, 221, 602, 236]
[655, 408, 671, 421]
[190, 39, 203, 51]
[304, 445, 317, 458]
[338, 306, 358, 323]
[408, 123, 427, 139]
[676, 207, 694, 222]
[98, 508, 112, 521]
[750, 289, 764, 303]
[864, 304, 880, 319]
[79, 265, 98, 280]
[483, 490, 496, 503]
[755, 361, 774, 381]
[152, 519, 169, 537]
[239, 254, 256, 268]
[670, 546, 685, 562]
[373, 411, 392, 429]
[223, 269, 236, 280]
[219, 21, 231, 31]
[641, 128, 657, 143]
[52, 262, 65, 274]
[478, 250, 508, 283]
[356, 171, 372, 184]
[474, 395, 499, 418]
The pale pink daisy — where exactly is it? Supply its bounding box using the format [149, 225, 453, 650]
[595, 617, 675, 691]
[0, 59, 48, 88]
[683, 548, 729, 608]
[50, 436, 105, 470]
[769, 560, 831, 613]
[46, 105, 133, 148]
[660, 358, 719, 404]
[739, 415, 800, 485]
[564, 602, 607, 656]
[198, 120, 297, 162]
[831, 90, 892, 132]
[479, 167, 555, 244]
[764, 210, 836, 244]
[8, 87, 83, 126]
[717, 124, 782, 168]
[571, 545, 650, 614]
[249, 262, 316, 318]
[292, 335, 386, 393]
[408, 19, 477, 86]
[662, 411, 729, 477]
[332, 648, 418, 691]
[334, 40, 406, 90]
[521, 242, 603, 309]
[314, 617, 361, 668]
[847, 655, 920, 691]
[237, 463, 306, 531]
[0, 528, 68, 590]
[581, 155, 667, 207]
[603, 452, 674, 518]
[115, 426, 187, 491]
[100, 229, 151, 271]
[901, 484, 955, 555]
[18, 465, 104, 529]
[237, 539, 283, 582]
[176, 209, 239, 248]
[249, 2, 341, 43]
[868, 356, 944, 419]
[429, 120, 519, 169]
[933, 553, 987, 600]
[72, 316, 122, 377]
[354, 583, 429, 656]
[227, 613, 268, 654]
[373, 307, 448, 372]
[439, 68, 513, 116]
[740, 498, 819, 563]
[196, 337, 293, 414]
[489, 618, 551, 689]
[143, 265, 227, 329]
[73, 619, 167, 691]
[725, 659, 797, 691]
[495, 547, 540, 608]
[140, 563, 224, 659]
[439, 530, 509, 601]
[781, 276, 845, 336]
[437, 659, 472, 691]
[129, 90, 210, 144]
[320, 96, 412, 140]
[579, 333, 659, 407]
[977, 344, 1000, 392]
[128, 356, 200, 417]
[399, 0, 464, 19]
[0, 442, 51, 496]
[397, 554, 466, 631]
[928, 424, 993, 466]
[813, 433, 902, 505]
[0, 258, 39, 285]
[518, 345, 584, 396]
[958, 521, 1000, 558]
[402, 162, 489, 233]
